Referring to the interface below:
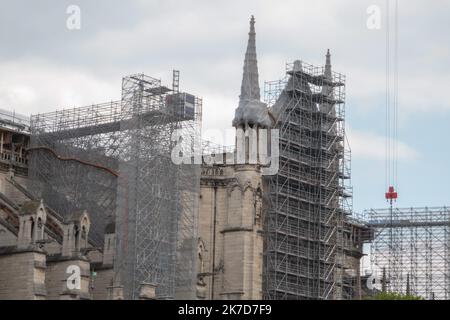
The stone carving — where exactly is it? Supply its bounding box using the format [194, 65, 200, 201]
[196, 276, 207, 299]
[233, 99, 273, 128]
[197, 238, 206, 274]
[201, 168, 224, 176]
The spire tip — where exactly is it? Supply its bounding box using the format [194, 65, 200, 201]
[250, 15, 255, 32]
[325, 49, 331, 67]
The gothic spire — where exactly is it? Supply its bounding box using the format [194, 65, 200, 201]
[322, 49, 333, 96]
[239, 15, 260, 108]
[232, 16, 272, 129]
[324, 49, 332, 79]
[320, 49, 335, 114]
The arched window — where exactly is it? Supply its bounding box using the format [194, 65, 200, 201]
[30, 217, 35, 240]
[74, 225, 80, 251]
[36, 217, 43, 240]
[81, 226, 86, 239]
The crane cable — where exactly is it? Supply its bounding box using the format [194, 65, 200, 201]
[385, 0, 399, 203]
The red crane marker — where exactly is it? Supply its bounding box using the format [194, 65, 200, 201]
[385, 186, 398, 201]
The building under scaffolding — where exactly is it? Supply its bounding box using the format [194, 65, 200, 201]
[4, 15, 450, 302]
[366, 206, 450, 300]
[29, 71, 202, 299]
[263, 54, 353, 299]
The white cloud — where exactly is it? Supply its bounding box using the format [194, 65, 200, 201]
[0, 60, 118, 116]
[347, 127, 419, 161]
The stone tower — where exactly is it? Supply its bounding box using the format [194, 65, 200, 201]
[197, 16, 268, 300]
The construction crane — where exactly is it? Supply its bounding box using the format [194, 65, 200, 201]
[384, 0, 400, 292]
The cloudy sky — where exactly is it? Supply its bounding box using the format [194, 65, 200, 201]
[1, 0, 449, 213]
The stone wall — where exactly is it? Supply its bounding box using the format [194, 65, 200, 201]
[91, 268, 114, 300]
[0, 249, 47, 300]
[198, 164, 264, 300]
[0, 225, 17, 247]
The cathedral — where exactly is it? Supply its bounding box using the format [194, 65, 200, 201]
[0, 16, 370, 300]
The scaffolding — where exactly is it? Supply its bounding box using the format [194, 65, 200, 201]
[263, 59, 352, 300]
[366, 207, 450, 300]
[29, 101, 122, 246]
[29, 71, 202, 299]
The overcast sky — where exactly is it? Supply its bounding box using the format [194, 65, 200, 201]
[1, 0, 450, 213]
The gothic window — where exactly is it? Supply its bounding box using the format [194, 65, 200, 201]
[82, 225, 87, 240]
[30, 217, 35, 239]
[74, 225, 80, 251]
